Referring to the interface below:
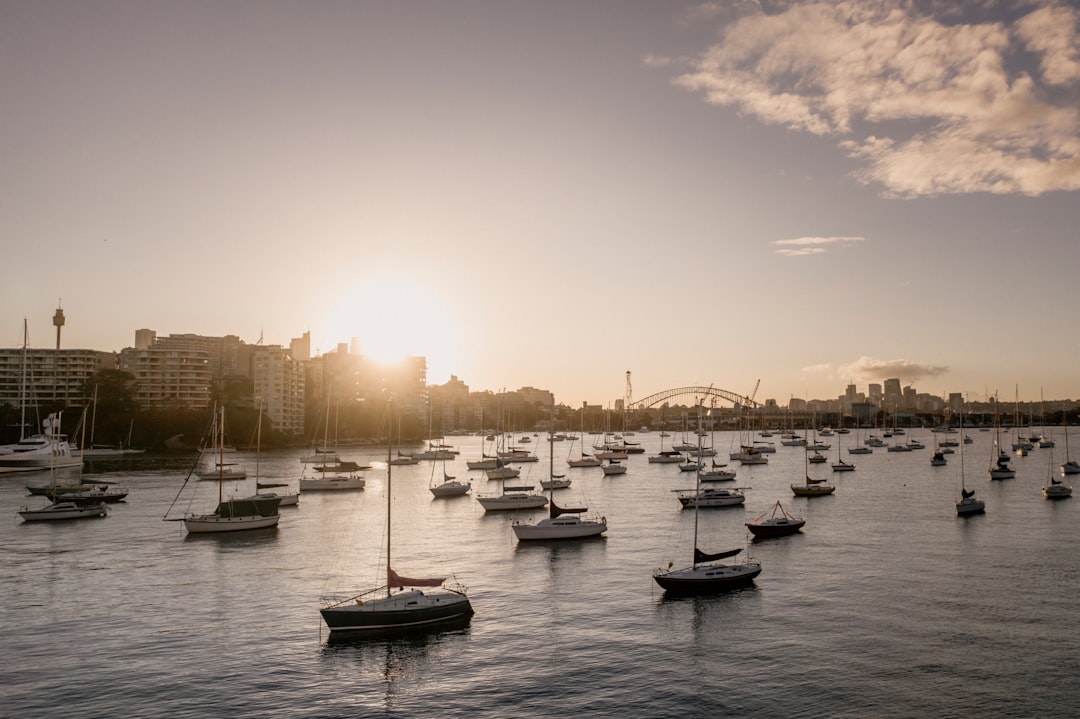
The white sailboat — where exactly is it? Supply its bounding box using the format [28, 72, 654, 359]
[567, 415, 602, 467]
[320, 405, 473, 635]
[430, 465, 471, 497]
[513, 424, 606, 541]
[299, 400, 365, 491]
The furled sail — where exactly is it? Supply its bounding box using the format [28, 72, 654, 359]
[694, 547, 741, 563]
[388, 567, 445, 588]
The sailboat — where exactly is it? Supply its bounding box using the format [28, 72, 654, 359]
[79, 385, 146, 458]
[430, 464, 471, 497]
[165, 404, 281, 533]
[565, 409, 602, 467]
[930, 420, 948, 467]
[745, 500, 805, 538]
[988, 396, 1016, 480]
[45, 406, 129, 505]
[299, 400, 366, 491]
[653, 405, 761, 594]
[513, 423, 606, 541]
[831, 431, 855, 472]
[791, 433, 835, 497]
[698, 459, 737, 482]
[195, 406, 247, 481]
[476, 464, 547, 511]
[1042, 442, 1073, 499]
[848, 419, 872, 455]
[956, 404, 985, 516]
[1058, 409, 1079, 475]
[649, 412, 684, 464]
[252, 403, 298, 507]
[320, 406, 473, 635]
[19, 409, 110, 521]
[18, 496, 109, 521]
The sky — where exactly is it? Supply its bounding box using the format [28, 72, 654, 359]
[3, 0, 1079, 408]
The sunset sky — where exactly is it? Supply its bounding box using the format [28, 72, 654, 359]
[4, 1, 1078, 407]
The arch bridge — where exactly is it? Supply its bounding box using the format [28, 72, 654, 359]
[632, 386, 761, 411]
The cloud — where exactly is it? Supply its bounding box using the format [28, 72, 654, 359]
[837, 356, 950, 384]
[666, 1, 1080, 197]
[771, 235, 864, 256]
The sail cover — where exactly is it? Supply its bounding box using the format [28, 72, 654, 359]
[388, 567, 445, 588]
[694, 547, 741, 563]
[961, 488, 976, 498]
[551, 500, 587, 518]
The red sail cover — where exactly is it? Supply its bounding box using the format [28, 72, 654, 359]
[388, 567, 445, 588]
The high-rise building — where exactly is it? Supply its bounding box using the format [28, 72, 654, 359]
[119, 344, 212, 409]
[0, 347, 117, 410]
[883, 378, 902, 408]
[249, 344, 306, 436]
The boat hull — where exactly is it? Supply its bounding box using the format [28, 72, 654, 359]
[745, 518, 805, 538]
[321, 589, 474, 634]
[430, 481, 471, 497]
[653, 562, 761, 594]
[791, 484, 835, 497]
[513, 517, 607, 540]
[299, 477, 366, 490]
[955, 498, 985, 515]
[476, 494, 548, 511]
[18, 502, 108, 521]
[184, 513, 280, 532]
[1042, 485, 1072, 499]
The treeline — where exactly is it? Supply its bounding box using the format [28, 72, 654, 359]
[0, 370, 434, 450]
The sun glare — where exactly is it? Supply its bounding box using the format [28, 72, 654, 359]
[320, 280, 459, 379]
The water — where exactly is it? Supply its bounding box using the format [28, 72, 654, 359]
[2, 430, 1077, 718]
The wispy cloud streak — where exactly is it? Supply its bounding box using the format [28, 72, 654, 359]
[771, 235, 864, 256]
[664, 1, 1080, 197]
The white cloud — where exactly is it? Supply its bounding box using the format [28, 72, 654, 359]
[771, 235, 864, 255]
[838, 355, 950, 384]
[667, 1, 1080, 197]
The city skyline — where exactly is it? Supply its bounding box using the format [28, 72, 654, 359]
[4, 2, 1078, 408]
[5, 313, 1070, 410]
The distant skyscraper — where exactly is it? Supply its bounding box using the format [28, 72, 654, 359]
[884, 378, 902, 407]
[868, 383, 883, 406]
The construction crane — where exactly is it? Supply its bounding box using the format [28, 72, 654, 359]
[746, 379, 760, 407]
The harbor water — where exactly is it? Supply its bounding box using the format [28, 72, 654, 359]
[2, 429, 1078, 718]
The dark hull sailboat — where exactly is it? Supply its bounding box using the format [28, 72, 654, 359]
[320, 583, 474, 634]
[320, 406, 473, 637]
[653, 404, 761, 594]
[653, 548, 762, 594]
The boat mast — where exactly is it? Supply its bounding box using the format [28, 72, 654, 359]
[691, 401, 702, 568]
[19, 319, 28, 441]
[386, 400, 394, 598]
[218, 405, 224, 504]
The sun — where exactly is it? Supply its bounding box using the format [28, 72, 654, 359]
[320, 279, 459, 377]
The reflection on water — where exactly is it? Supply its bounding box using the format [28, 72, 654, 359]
[2, 431, 1079, 718]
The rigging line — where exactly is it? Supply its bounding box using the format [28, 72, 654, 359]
[163, 409, 216, 519]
